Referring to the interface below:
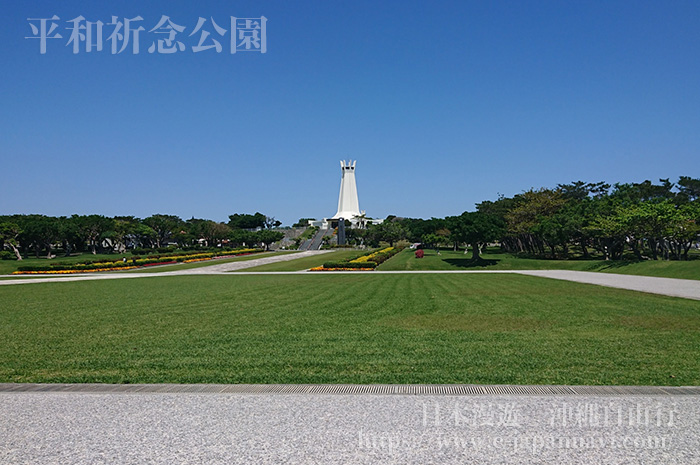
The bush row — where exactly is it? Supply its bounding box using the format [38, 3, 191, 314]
[16, 248, 262, 272]
[366, 247, 401, 265]
[319, 246, 403, 270]
[130, 247, 176, 255]
[17, 257, 176, 271]
[322, 261, 378, 269]
[130, 247, 243, 256]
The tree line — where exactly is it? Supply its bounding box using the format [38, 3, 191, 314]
[0, 213, 284, 260]
[3, 176, 699, 261]
[356, 176, 700, 261]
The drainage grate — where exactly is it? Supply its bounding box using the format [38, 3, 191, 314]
[1, 383, 698, 396]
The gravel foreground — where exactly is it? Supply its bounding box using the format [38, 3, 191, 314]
[1, 391, 698, 464]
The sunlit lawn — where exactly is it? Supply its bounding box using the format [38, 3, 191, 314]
[1, 273, 698, 385]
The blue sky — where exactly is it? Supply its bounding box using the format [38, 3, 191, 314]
[2, 1, 699, 225]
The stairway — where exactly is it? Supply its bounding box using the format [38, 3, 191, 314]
[304, 228, 333, 250]
[298, 237, 313, 251]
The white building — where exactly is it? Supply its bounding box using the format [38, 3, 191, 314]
[309, 160, 383, 230]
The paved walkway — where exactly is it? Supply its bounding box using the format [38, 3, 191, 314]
[1, 385, 698, 464]
[516, 270, 700, 301]
[0, 251, 331, 285]
[162, 250, 333, 274]
[1, 263, 699, 300]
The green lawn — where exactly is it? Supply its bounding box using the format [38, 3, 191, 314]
[379, 248, 700, 280]
[1, 274, 698, 385]
[236, 249, 362, 271]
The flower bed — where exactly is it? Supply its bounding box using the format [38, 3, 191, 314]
[311, 246, 403, 271]
[309, 266, 375, 271]
[321, 261, 378, 269]
[13, 248, 263, 274]
[16, 266, 140, 275]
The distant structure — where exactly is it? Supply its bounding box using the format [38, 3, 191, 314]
[333, 160, 361, 221]
[309, 160, 383, 230]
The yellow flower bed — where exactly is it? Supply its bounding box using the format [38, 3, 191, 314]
[12, 249, 262, 274]
[309, 267, 375, 271]
[349, 247, 394, 263]
[14, 266, 140, 275]
[182, 249, 259, 263]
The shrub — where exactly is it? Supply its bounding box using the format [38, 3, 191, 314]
[322, 261, 377, 269]
[15, 248, 264, 273]
[0, 251, 17, 260]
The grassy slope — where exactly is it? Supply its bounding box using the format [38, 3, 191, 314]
[1, 274, 698, 385]
[236, 249, 362, 271]
[378, 249, 700, 280]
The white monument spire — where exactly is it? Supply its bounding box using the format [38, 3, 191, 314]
[333, 160, 361, 219]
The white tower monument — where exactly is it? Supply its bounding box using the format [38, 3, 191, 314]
[333, 160, 362, 220]
[307, 159, 382, 230]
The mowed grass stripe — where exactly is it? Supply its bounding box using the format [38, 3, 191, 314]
[0, 274, 698, 385]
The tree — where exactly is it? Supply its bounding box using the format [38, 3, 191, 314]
[618, 200, 699, 260]
[184, 219, 230, 247]
[398, 217, 445, 243]
[366, 221, 408, 247]
[345, 227, 367, 246]
[0, 222, 23, 260]
[264, 216, 282, 229]
[204, 221, 231, 247]
[228, 212, 266, 230]
[143, 214, 183, 248]
[228, 228, 256, 247]
[531, 213, 571, 258]
[16, 215, 60, 258]
[610, 179, 675, 205]
[677, 176, 700, 202]
[672, 203, 700, 260]
[501, 188, 566, 255]
[112, 216, 145, 251]
[293, 218, 316, 228]
[256, 230, 284, 250]
[505, 188, 566, 235]
[557, 181, 610, 201]
[446, 212, 504, 259]
[421, 233, 442, 252]
[57, 216, 82, 256]
[72, 215, 115, 254]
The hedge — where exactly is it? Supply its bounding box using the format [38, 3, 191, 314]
[316, 247, 404, 270]
[16, 248, 263, 273]
[322, 261, 378, 269]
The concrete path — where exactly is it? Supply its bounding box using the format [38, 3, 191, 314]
[0, 251, 331, 285]
[1, 385, 698, 464]
[161, 250, 333, 274]
[1, 259, 699, 300]
[516, 270, 700, 301]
